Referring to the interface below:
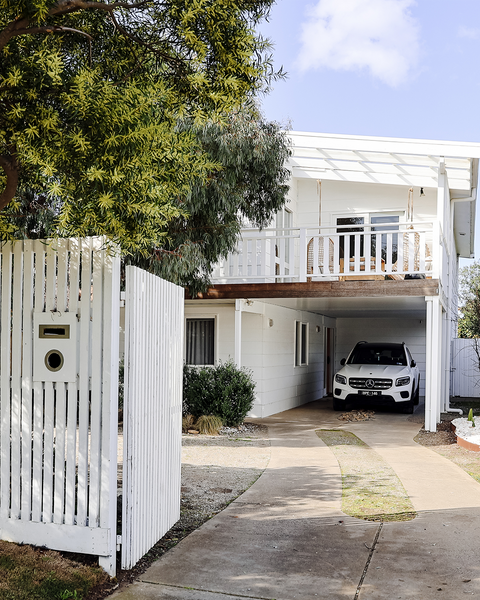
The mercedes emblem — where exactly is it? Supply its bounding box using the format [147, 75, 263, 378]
[366, 379, 375, 389]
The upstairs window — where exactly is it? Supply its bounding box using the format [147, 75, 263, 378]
[186, 318, 215, 365]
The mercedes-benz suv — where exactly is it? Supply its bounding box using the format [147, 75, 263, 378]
[333, 341, 420, 413]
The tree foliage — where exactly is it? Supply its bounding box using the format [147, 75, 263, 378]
[128, 108, 291, 294]
[0, 0, 281, 253]
[458, 261, 480, 338]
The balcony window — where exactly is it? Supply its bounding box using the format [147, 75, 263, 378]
[337, 216, 364, 258]
[186, 318, 215, 365]
[371, 215, 399, 263]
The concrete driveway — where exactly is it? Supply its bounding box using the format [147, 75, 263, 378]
[111, 400, 480, 599]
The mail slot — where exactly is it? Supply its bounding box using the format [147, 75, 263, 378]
[33, 313, 77, 383]
[39, 325, 70, 339]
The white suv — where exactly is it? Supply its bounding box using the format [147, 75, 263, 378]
[333, 342, 420, 413]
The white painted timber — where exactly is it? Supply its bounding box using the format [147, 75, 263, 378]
[211, 223, 435, 284]
[122, 267, 183, 570]
[0, 238, 120, 575]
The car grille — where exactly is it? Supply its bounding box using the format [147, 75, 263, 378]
[349, 378, 392, 390]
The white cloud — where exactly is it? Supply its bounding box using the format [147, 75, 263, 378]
[458, 26, 480, 40]
[297, 0, 420, 87]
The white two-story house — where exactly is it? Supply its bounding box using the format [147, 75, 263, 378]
[185, 132, 480, 432]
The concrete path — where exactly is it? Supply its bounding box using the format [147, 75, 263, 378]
[111, 401, 480, 599]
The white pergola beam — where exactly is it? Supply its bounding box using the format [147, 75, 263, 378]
[290, 131, 480, 160]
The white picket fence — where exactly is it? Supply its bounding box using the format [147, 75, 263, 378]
[122, 266, 183, 570]
[451, 338, 480, 398]
[0, 239, 183, 576]
[0, 238, 120, 573]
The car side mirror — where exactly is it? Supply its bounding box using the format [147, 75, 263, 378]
[340, 358, 346, 366]
[411, 360, 416, 367]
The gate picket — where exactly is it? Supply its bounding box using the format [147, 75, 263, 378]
[122, 267, 183, 570]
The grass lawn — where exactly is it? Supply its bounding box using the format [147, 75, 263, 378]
[0, 542, 110, 600]
[316, 429, 416, 522]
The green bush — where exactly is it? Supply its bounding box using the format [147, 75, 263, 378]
[183, 360, 256, 427]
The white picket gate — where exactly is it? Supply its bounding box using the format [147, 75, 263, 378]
[0, 239, 183, 576]
[451, 338, 480, 398]
[121, 266, 183, 570]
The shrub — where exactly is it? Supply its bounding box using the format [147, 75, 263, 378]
[183, 360, 256, 427]
[182, 414, 196, 433]
[195, 415, 223, 435]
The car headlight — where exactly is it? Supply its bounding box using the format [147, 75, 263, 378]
[335, 373, 347, 385]
[396, 376, 410, 387]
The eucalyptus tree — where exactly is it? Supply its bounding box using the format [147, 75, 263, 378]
[128, 108, 292, 295]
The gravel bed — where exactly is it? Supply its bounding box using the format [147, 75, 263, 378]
[181, 422, 271, 520]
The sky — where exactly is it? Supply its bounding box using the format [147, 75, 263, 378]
[259, 0, 480, 141]
[257, 0, 480, 262]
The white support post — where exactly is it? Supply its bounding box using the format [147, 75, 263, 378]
[299, 228, 307, 282]
[425, 296, 442, 432]
[235, 299, 242, 368]
[432, 159, 446, 282]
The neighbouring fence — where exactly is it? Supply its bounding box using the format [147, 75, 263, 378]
[451, 338, 480, 398]
[0, 239, 183, 576]
[121, 266, 183, 570]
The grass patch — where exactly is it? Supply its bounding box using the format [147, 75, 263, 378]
[316, 429, 416, 522]
[0, 541, 109, 600]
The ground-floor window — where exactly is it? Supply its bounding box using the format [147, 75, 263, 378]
[295, 321, 309, 366]
[186, 318, 215, 365]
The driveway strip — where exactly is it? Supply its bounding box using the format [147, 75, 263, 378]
[111, 401, 480, 599]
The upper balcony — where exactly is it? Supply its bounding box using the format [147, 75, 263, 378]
[211, 221, 439, 285]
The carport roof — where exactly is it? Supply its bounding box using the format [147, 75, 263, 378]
[186, 293, 429, 319]
[255, 295, 428, 319]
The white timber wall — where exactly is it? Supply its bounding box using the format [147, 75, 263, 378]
[335, 317, 427, 395]
[243, 304, 325, 417]
[122, 267, 184, 570]
[184, 303, 236, 361]
[320, 180, 438, 226]
[185, 302, 325, 417]
[0, 238, 120, 575]
[451, 338, 480, 398]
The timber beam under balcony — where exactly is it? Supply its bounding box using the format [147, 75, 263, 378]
[186, 279, 440, 300]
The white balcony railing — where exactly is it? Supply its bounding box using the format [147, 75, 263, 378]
[211, 222, 436, 284]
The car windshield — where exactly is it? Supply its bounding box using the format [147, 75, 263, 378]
[347, 345, 407, 366]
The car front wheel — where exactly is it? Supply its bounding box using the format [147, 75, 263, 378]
[333, 398, 346, 411]
[413, 378, 420, 405]
[401, 400, 414, 414]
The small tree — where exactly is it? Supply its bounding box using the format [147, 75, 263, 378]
[458, 262, 480, 338]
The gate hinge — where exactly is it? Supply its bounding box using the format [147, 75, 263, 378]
[120, 291, 125, 308]
[116, 535, 122, 551]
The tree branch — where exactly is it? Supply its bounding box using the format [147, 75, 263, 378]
[11, 26, 93, 40]
[0, 0, 148, 51]
[0, 155, 19, 211]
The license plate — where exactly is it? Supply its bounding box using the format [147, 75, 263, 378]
[358, 390, 381, 396]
